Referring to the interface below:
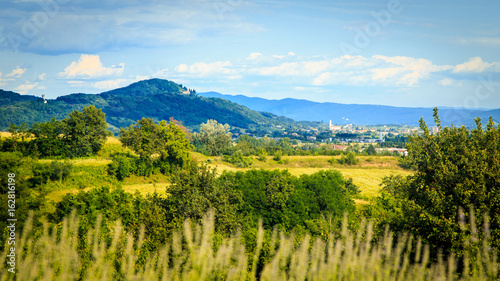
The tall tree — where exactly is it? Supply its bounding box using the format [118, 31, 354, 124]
[120, 118, 193, 169]
[64, 105, 108, 157]
[193, 119, 232, 156]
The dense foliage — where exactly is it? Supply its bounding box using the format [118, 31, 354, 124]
[110, 118, 193, 179]
[371, 108, 500, 259]
[192, 119, 232, 156]
[2, 106, 108, 158]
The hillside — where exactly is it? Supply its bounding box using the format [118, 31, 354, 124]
[199, 92, 500, 127]
[0, 79, 302, 133]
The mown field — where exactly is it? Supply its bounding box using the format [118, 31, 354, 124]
[40, 137, 412, 207]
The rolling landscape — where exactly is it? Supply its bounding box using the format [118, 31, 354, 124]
[1, 1, 500, 280]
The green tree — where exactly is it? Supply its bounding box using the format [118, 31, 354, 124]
[119, 118, 193, 172]
[64, 105, 108, 157]
[375, 108, 500, 258]
[29, 118, 67, 157]
[166, 162, 242, 233]
[338, 151, 358, 165]
[364, 144, 376, 155]
[193, 120, 232, 156]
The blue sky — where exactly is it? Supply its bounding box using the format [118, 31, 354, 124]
[1, 0, 500, 108]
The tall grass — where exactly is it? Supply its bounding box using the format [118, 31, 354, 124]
[1, 211, 498, 280]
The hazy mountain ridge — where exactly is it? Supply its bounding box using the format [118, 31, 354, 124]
[199, 92, 500, 127]
[0, 79, 298, 133]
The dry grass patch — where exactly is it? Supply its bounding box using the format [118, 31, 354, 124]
[121, 183, 169, 196]
[0, 131, 12, 137]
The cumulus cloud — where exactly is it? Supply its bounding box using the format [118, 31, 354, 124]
[6, 67, 27, 78]
[38, 73, 46, 80]
[246, 54, 452, 87]
[59, 54, 125, 79]
[15, 81, 38, 94]
[453, 57, 494, 73]
[0, 66, 28, 86]
[247, 53, 263, 60]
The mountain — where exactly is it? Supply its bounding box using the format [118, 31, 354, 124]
[0, 79, 301, 133]
[199, 92, 500, 127]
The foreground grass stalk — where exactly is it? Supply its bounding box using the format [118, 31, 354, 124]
[1, 211, 499, 280]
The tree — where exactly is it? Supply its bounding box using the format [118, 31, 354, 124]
[364, 144, 376, 155]
[64, 105, 108, 157]
[338, 151, 358, 165]
[119, 118, 193, 172]
[375, 108, 500, 258]
[28, 118, 67, 157]
[193, 120, 232, 156]
[166, 162, 242, 233]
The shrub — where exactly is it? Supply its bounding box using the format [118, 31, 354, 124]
[337, 151, 358, 165]
[273, 150, 282, 162]
[108, 153, 136, 181]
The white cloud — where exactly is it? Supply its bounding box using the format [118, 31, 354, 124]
[15, 81, 38, 95]
[453, 57, 494, 73]
[247, 53, 263, 60]
[288, 51, 296, 56]
[175, 61, 233, 76]
[252, 62, 301, 76]
[246, 54, 451, 87]
[438, 78, 462, 87]
[38, 73, 46, 80]
[59, 54, 125, 79]
[6, 67, 27, 78]
[92, 79, 128, 90]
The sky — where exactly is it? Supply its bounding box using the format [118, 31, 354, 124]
[1, 0, 500, 109]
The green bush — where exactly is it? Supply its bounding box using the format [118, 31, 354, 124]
[257, 149, 267, 162]
[273, 150, 282, 162]
[223, 150, 253, 168]
[337, 151, 358, 165]
[108, 153, 135, 181]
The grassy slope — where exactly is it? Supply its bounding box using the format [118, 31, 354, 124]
[35, 137, 413, 205]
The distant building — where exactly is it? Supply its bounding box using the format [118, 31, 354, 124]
[329, 120, 342, 131]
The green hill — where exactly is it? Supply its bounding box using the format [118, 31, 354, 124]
[0, 79, 304, 133]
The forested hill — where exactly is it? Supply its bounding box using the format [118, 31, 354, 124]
[0, 79, 299, 133]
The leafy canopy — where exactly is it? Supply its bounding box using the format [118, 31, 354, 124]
[375, 108, 500, 258]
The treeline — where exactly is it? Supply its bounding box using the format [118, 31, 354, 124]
[192, 120, 390, 165]
[1, 106, 108, 158]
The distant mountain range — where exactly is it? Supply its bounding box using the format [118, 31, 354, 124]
[2, 79, 498, 134]
[0, 79, 300, 133]
[199, 92, 500, 127]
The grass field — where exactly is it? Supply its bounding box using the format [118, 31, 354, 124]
[26, 137, 413, 204]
